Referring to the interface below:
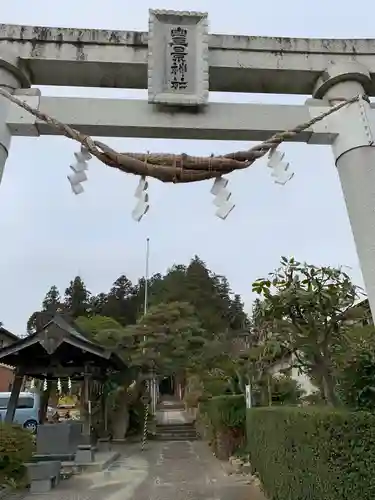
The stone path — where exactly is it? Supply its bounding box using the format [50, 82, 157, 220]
[18, 440, 265, 500]
[134, 440, 266, 500]
[15, 408, 265, 500]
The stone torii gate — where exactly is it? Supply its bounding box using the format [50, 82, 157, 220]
[1, 11, 375, 319]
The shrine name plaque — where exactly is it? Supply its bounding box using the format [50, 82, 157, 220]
[148, 9, 209, 107]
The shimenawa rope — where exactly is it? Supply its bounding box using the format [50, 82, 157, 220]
[0, 88, 365, 183]
[141, 381, 150, 451]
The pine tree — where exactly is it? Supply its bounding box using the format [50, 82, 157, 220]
[185, 256, 229, 333]
[148, 267, 187, 306]
[229, 294, 249, 331]
[64, 276, 91, 318]
[109, 275, 134, 301]
[42, 285, 62, 313]
[90, 293, 108, 316]
[104, 275, 137, 325]
[212, 275, 234, 324]
[27, 285, 63, 334]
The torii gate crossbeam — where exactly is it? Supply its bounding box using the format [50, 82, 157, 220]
[4, 92, 339, 143]
[2, 24, 375, 95]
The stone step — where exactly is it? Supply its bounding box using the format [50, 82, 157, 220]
[157, 403, 185, 410]
[156, 430, 198, 436]
[153, 433, 199, 441]
[156, 424, 195, 430]
[154, 421, 199, 441]
[155, 428, 196, 434]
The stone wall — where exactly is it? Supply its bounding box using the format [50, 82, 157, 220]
[214, 428, 245, 460]
[196, 410, 245, 461]
[0, 487, 25, 500]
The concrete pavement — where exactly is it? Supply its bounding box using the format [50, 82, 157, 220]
[16, 407, 266, 500]
[19, 440, 265, 500]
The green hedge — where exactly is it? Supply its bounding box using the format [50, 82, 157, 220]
[0, 423, 34, 486]
[200, 395, 245, 428]
[247, 407, 375, 500]
[199, 395, 246, 458]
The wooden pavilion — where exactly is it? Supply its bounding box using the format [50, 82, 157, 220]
[0, 314, 126, 433]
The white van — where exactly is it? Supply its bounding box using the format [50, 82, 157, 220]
[0, 391, 41, 432]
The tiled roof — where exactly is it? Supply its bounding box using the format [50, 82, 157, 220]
[0, 363, 14, 370]
[0, 326, 19, 342]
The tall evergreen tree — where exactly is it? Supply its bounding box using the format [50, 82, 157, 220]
[229, 294, 249, 331]
[90, 292, 108, 316]
[42, 285, 62, 313]
[132, 257, 249, 335]
[150, 266, 187, 305]
[27, 285, 63, 334]
[25, 256, 249, 338]
[64, 276, 91, 319]
[104, 274, 137, 325]
[184, 256, 231, 333]
[109, 275, 134, 301]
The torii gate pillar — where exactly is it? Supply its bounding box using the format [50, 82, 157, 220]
[314, 62, 375, 318]
[0, 50, 30, 183]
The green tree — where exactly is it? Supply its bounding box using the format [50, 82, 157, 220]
[252, 257, 362, 406]
[75, 315, 140, 439]
[89, 292, 108, 316]
[229, 294, 249, 331]
[119, 301, 207, 376]
[104, 275, 137, 325]
[73, 257, 251, 428]
[42, 285, 61, 312]
[27, 285, 63, 334]
[184, 256, 229, 333]
[132, 257, 249, 337]
[265, 374, 304, 406]
[75, 315, 125, 345]
[64, 276, 91, 318]
[26, 312, 40, 335]
[334, 325, 375, 410]
[76, 303, 208, 439]
[148, 269, 185, 306]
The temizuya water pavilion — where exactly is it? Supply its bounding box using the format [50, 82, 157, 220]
[0, 314, 125, 435]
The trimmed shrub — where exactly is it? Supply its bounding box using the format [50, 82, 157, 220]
[199, 395, 245, 459]
[0, 423, 34, 485]
[127, 398, 148, 436]
[184, 390, 202, 409]
[247, 406, 375, 500]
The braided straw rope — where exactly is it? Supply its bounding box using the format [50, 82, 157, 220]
[141, 402, 149, 451]
[141, 380, 150, 451]
[0, 88, 365, 183]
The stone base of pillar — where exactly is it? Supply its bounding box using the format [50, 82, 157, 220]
[75, 445, 95, 464]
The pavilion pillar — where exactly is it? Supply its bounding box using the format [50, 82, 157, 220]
[313, 62, 375, 320]
[5, 370, 24, 423]
[152, 377, 158, 414]
[39, 380, 53, 424]
[0, 49, 30, 186]
[81, 368, 91, 437]
[101, 389, 108, 434]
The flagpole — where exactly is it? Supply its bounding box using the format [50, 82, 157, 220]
[144, 237, 150, 316]
[143, 237, 156, 413]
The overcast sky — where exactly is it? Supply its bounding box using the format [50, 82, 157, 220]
[0, 0, 373, 335]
